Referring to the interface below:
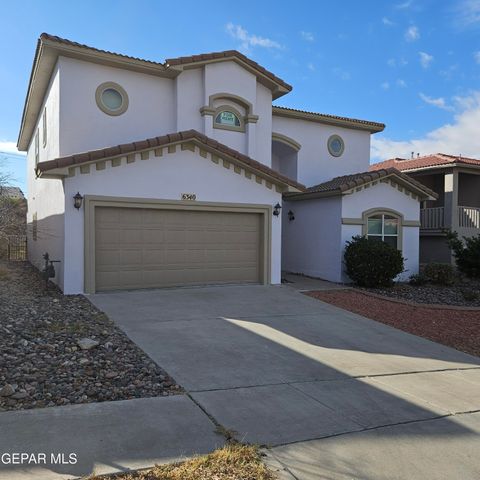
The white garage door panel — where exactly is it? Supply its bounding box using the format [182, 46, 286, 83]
[94, 207, 262, 291]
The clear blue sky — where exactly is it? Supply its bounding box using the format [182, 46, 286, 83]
[1, 0, 480, 192]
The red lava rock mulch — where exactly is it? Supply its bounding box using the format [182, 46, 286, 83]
[306, 290, 480, 358]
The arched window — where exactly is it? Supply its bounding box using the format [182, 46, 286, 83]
[363, 209, 402, 250]
[213, 105, 245, 132]
[215, 110, 241, 128]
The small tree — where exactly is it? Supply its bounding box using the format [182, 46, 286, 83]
[0, 161, 26, 258]
[446, 231, 480, 279]
[344, 235, 405, 288]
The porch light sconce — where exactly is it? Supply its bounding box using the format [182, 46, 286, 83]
[273, 203, 282, 217]
[73, 192, 84, 210]
[288, 210, 295, 222]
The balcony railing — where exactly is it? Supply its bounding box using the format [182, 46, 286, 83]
[458, 206, 480, 229]
[420, 207, 444, 229]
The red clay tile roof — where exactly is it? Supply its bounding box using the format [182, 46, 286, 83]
[40, 34, 291, 94]
[39, 33, 167, 67]
[272, 106, 385, 133]
[37, 129, 306, 192]
[166, 51, 292, 93]
[286, 168, 437, 200]
[370, 153, 480, 172]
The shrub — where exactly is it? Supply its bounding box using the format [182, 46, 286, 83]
[423, 262, 456, 286]
[409, 273, 428, 286]
[344, 235, 404, 288]
[446, 231, 480, 279]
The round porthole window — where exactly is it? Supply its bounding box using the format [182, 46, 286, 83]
[327, 134, 345, 157]
[95, 82, 129, 116]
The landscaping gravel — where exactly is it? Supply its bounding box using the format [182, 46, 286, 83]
[0, 261, 181, 412]
[307, 290, 480, 357]
[360, 281, 480, 307]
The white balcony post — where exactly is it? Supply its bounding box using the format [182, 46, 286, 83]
[444, 169, 459, 230]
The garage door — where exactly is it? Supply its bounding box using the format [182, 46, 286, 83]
[94, 206, 263, 291]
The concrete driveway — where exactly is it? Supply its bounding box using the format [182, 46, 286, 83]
[90, 282, 480, 479]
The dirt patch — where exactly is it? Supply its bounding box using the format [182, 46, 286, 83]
[306, 290, 480, 357]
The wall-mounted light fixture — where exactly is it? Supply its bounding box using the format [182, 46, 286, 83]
[288, 210, 295, 221]
[73, 192, 84, 210]
[273, 203, 282, 217]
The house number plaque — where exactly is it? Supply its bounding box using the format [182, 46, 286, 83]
[181, 193, 197, 200]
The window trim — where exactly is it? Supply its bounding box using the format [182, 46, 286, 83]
[95, 82, 129, 116]
[213, 105, 245, 132]
[361, 208, 403, 251]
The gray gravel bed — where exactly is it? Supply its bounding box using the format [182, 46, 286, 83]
[0, 261, 182, 412]
[361, 279, 480, 307]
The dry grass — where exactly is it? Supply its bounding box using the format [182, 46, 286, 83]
[87, 444, 276, 480]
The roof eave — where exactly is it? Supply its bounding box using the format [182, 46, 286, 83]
[272, 106, 385, 133]
[400, 162, 480, 174]
[36, 131, 305, 193]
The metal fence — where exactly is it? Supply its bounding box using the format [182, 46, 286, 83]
[7, 235, 27, 261]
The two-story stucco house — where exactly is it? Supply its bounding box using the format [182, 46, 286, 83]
[18, 34, 436, 294]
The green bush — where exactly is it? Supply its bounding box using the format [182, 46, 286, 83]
[423, 262, 456, 285]
[446, 231, 480, 279]
[409, 273, 428, 286]
[344, 235, 404, 288]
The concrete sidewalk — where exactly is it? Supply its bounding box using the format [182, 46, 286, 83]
[0, 396, 222, 480]
[265, 411, 480, 480]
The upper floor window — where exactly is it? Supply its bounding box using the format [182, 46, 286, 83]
[215, 110, 241, 127]
[327, 134, 345, 157]
[213, 105, 245, 132]
[95, 82, 129, 116]
[366, 213, 399, 249]
[42, 108, 47, 147]
[34, 129, 39, 166]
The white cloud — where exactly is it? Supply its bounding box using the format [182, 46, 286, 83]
[382, 17, 394, 26]
[381, 82, 390, 90]
[388, 57, 408, 68]
[332, 68, 351, 80]
[404, 25, 420, 42]
[419, 93, 453, 110]
[474, 51, 480, 63]
[371, 91, 480, 161]
[395, 0, 413, 8]
[300, 31, 314, 42]
[454, 0, 480, 29]
[396, 79, 407, 88]
[307, 62, 315, 71]
[225, 23, 283, 51]
[0, 141, 20, 155]
[419, 51, 434, 68]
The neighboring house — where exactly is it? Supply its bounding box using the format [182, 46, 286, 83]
[17, 34, 436, 294]
[371, 154, 480, 264]
[0, 186, 25, 200]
